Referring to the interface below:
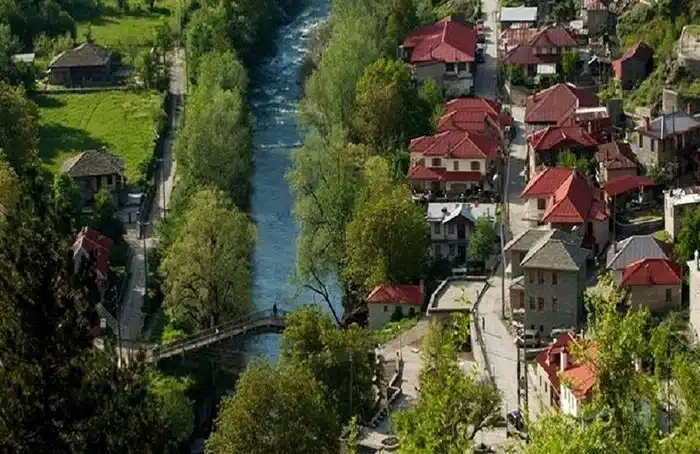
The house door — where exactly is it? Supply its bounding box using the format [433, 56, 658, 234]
[458, 245, 467, 263]
[457, 224, 466, 239]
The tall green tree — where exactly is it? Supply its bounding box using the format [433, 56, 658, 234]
[394, 320, 502, 452]
[385, 0, 419, 47]
[344, 157, 428, 291]
[674, 206, 700, 262]
[52, 172, 81, 226]
[281, 305, 376, 423]
[468, 217, 497, 262]
[149, 373, 194, 450]
[0, 157, 19, 219]
[160, 188, 255, 330]
[0, 82, 40, 172]
[561, 48, 580, 82]
[352, 58, 428, 152]
[206, 360, 339, 454]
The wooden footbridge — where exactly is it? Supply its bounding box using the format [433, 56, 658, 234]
[146, 308, 287, 364]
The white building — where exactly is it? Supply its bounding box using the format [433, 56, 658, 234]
[426, 202, 499, 262]
[664, 187, 700, 241]
[366, 284, 424, 330]
[688, 251, 700, 342]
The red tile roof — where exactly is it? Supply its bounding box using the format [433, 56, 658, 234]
[503, 42, 560, 66]
[525, 83, 598, 125]
[437, 110, 501, 136]
[620, 258, 682, 287]
[73, 227, 113, 277]
[438, 97, 512, 135]
[595, 141, 638, 170]
[584, 0, 608, 10]
[615, 41, 652, 64]
[604, 175, 655, 197]
[529, 25, 578, 48]
[367, 284, 424, 306]
[536, 332, 575, 395]
[407, 163, 483, 182]
[528, 125, 598, 152]
[410, 130, 500, 160]
[500, 27, 537, 48]
[543, 171, 608, 224]
[403, 17, 476, 64]
[560, 358, 597, 399]
[521, 167, 574, 198]
[537, 332, 598, 401]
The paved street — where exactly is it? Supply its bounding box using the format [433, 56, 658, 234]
[474, 0, 499, 99]
[119, 48, 186, 350]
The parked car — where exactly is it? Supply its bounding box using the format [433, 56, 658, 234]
[550, 328, 570, 339]
[514, 329, 540, 348]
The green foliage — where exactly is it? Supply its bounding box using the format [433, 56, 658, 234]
[646, 164, 671, 186]
[420, 76, 444, 130]
[344, 157, 428, 292]
[149, 373, 194, 448]
[0, 82, 39, 173]
[674, 206, 700, 262]
[468, 217, 496, 262]
[448, 312, 471, 351]
[373, 316, 419, 344]
[281, 305, 377, 423]
[556, 150, 590, 174]
[561, 48, 580, 82]
[0, 158, 19, 219]
[393, 320, 502, 452]
[597, 77, 623, 104]
[346, 416, 360, 454]
[386, 0, 419, 47]
[90, 186, 125, 241]
[160, 188, 255, 330]
[551, 0, 579, 23]
[206, 360, 339, 454]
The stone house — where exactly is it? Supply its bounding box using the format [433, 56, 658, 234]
[47, 43, 114, 87]
[634, 109, 700, 171]
[510, 230, 589, 335]
[504, 228, 553, 278]
[664, 186, 700, 241]
[606, 235, 668, 285]
[402, 17, 477, 97]
[527, 125, 598, 175]
[501, 25, 578, 77]
[426, 202, 498, 263]
[612, 42, 653, 90]
[62, 150, 126, 205]
[620, 258, 682, 312]
[366, 284, 424, 329]
[524, 83, 598, 133]
[581, 0, 610, 36]
[595, 141, 639, 185]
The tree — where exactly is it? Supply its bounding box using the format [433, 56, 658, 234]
[468, 217, 497, 262]
[674, 206, 700, 261]
[394, 320, 502, 452]
[52, 172, 81, 225]
[420, 76, 444, 130]
[352, 58, 428, 152]
[90, 187, 124, 241]
[136, 50, 169, 91]
[646, 164, 671, 186]
[0, 158, 19, 219]
[344, 157, 428, 292]
[597, 78, 623, 104]
[0, 171, 171, 453]
[206, 360, 339, 454]
[281, 305, 376, 423]
[160, 188, 255, 330]
[556, 150, 590, 174]
[561, 48, 580, 82]
[0, 82, 40, 172]
[149, 373, 194, 449]
[386, 0, 419, 47]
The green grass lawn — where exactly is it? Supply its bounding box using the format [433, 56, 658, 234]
[37, 90, 163, 182]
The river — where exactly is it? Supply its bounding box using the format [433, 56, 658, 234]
[246, 0, 334, 359]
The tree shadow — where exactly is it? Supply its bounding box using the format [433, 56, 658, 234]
[39, 123, 108, 167]
[33, 94, 68, 109]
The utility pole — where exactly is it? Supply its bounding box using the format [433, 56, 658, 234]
[500, 220, 506, 319]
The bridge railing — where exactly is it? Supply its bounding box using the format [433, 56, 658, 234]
[152, 308, 287, 357]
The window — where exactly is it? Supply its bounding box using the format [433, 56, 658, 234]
[537, 297, 544, 311]
[537, 198, 546, 210]
[537, 270, 544, 284]
[434, 244, 442, 257]
[529, 297, 536, 310]
[448, 244, 455, 257]
[434, 223, 441, 234]
[540, 325, 544, 332]
[107, 175, 113, 185]
[453, 161, 459, 171]
[409, 307, 415, 316]
[457, 62, 467, 72]
[552, 272, 558, 285]
[552, 297, 558, 312]
[528, 270, 535, 283]
[384, 305, 388, 312]
[666, 288, 672, 303]
[470, 161, 480, 171]
[551, 47, 558, 54]
[446, 63, 456, 72]
[519, 295, 525, 309]
[539, 47, 548, 54]
[432, 158, 442, 167]
[447, 223, 455, 235]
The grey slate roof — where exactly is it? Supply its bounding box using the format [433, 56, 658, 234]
[62, 150, 124, 178]
[521, 230, 588, 271]
[639, 111, 700, 139]
[49, 43, 111, 69]
[500, 6, 538, 22]
[606, 235, 668, 271]
[504, 228, 549, 252]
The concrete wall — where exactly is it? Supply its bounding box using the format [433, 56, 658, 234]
[626, 284, 681, 312]
[560, 384, 580, 417]
[664, 199, 700, 241]
[368, 303, 419, 330]
[688, 266, 700, 341]
[525, 198, 546, 221]
[523, 268, 584, 334]
[536, 363, 557, 409]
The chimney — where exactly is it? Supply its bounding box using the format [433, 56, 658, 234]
[661, 114, 666, 139]
[441, 207, 448, 217]
[687, 103, 693, 115]
[695, 250, 699, 271]
[560, 351, 567, 372]
[588, 121, 593, 135]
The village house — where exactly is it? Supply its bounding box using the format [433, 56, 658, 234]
[511, 230, 589, 335]
[401, 17, 477, 97]
[499, 6, 538, 29]
[502, 25, 578, 78]
[527, 125, 598, 175]
[504, 228, 553, 278]
[437, 97, 513, 141]
[47, 43, 114, 87]
[634, 109, 700, 171]
[581, 0, 610, 36]
[606, 235, 668, 285]
[524, 83, 598, 133]
[664, 186, 700, 241]
[62, 149, 126, 205]
[595, 141, 639, 185]
[687, 251, 700, 341]
[521, 168, 609, 253]
[366, 284, 424, 329]
[72, 226, 113, 287]
[499, 27, 537, 56]
[612, 42, 653, 90]
[407, 128, 501, 198]
[621, 258, 682, 312]
[426, 202, 498, 263]
[536, 332, 598, 416]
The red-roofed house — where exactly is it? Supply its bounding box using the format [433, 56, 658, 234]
[527, 125, 598, 173]
[408, 130, 502, 197]
[535, 331, 598, 415]
[522, 169, 609, 252]
[524, 83, 598, 132]
[581, 0, 610, 36]
[501, 25, 578, 77]
[621, 258, 682, 312]
[612, 42, 653, 90]
[595, 141, 640, 184]
[367, 283, 424, 329]
[402, 17, 477, 97]
[72, 226, 113, 282]
[439, 97, 514, 140]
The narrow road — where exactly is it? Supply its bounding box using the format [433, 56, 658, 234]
[118, 48, 186, 352]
